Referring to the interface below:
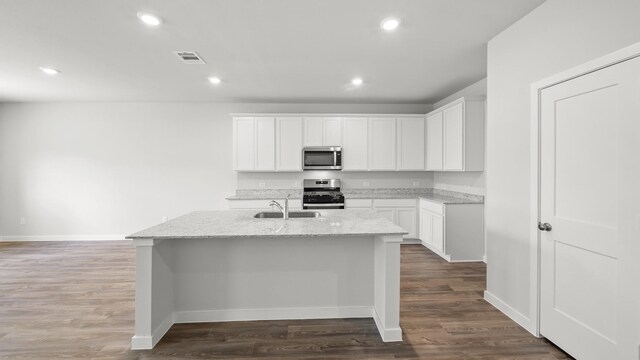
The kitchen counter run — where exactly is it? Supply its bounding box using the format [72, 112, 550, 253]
[127, 209, 407, 239]
[226, 188, 483, 204]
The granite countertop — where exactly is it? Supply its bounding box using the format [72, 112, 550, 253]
[127, 209, 407, 239]
[227, 188, 483, 205]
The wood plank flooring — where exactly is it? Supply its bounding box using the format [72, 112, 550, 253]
[0, 241, 571, 359]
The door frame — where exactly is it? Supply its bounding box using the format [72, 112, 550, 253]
[528, 41, 640, 337]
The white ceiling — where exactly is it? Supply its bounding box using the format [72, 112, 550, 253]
[0, 0, 545, 103]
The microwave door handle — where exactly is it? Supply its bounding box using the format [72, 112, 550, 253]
[334, 151, 337, 166]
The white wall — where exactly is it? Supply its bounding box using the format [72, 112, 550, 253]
[0, 102, 429, 239]
[433, 78, 487, 109]
[486, 0, 640, 331]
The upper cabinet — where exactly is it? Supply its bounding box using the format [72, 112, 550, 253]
[233, 116, 275, 171]
[304, 117, 342, 147]
[426, 97, 484, 171]
[276, 117, 303, 171]
[368, 117, 396, 171]
[342, 117, 369, 171]
[397, 117, 426, 171]
[232, 116, 301, 172]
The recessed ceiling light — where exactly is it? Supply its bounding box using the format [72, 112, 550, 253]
[208, 77, 222, 85]
[351, 77, 363, 86]
[137, 12, 162, 26]
[381, 18, 400, 31]
[39, 67, 60, 75]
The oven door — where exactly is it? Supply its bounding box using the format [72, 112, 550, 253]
[302, 147, 342, 170]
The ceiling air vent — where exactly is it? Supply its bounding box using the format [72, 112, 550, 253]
[174, 51, 206, 64]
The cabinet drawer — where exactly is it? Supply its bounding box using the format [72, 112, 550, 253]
[345, 198, 373, 208]
[374, 198, 416, 208]
[419, 198, 444, 214]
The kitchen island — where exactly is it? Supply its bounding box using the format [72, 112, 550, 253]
[127, 209, 406, 350]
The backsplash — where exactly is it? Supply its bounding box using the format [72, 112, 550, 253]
[236, 171, 434, 190]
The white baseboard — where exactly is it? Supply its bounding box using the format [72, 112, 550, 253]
[401, 238, 421, 245]
[484, 290, 536, 335]
[0, 234, 128, 242]
[174, 306, 373, 324]
[131, 312, 174, 350]
[372, 309, 402, 342]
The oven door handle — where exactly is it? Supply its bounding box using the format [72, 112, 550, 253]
[302, 203, 345, 207]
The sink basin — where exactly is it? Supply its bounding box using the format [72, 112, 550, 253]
[254, 211, 321, 219]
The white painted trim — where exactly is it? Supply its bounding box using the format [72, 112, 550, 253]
[401, 238, 421, 245]
[174, 306, 373, 324]
[482, 255, 487, 263]
[131, 312, 174, 350]
[0, 234, 128, 242]
[529, 40, 640, 339]
[484, 291, 537, 336]
[372, 308, 403, 342]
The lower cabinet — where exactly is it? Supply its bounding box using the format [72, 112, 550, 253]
[345, 198, 417, 239]
[418, 198, 483, 262]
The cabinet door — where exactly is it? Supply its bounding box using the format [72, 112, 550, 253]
[426, 112, 443, 170]
[304, 117, 324, 146]
[369, 117, 396, 170]
[396, 208, 417, 238]
[432, 213, 444, 252]
[376, 208, 395, 223]
[234, 117, 255, 170]
[342, 117, 368, 170]
[276, 117, 303, 171]
[419, 209, 433, 245]
[443, 102, 464, 170]
[255, 117, 275, 170]
[323, 117, 342, 146]
[398, 117, 425, 170]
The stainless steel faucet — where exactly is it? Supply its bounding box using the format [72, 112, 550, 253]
[269, 194, 291, 219]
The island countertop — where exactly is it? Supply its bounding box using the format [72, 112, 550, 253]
[127, 209, 408, 239]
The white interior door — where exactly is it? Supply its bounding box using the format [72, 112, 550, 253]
[540, 56, 640, 360]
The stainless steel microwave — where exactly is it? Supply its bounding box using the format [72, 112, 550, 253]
[302, 146, 342, 170]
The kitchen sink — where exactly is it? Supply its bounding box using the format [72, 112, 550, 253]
[254, 211, 321, 219]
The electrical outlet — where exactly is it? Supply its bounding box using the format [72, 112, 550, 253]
[412, 181, 420, 187]
[464, 185, 471, 190]
[362, 181, 370, 187]
[258, 182, 266, 188]
[162, 216, 169, 223]
[294, 181, 301, 188]
[19, 217, 26, 225]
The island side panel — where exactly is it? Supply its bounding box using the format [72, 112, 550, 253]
[373, 234, 403, 342]
[170, 235, 375, 322]
[131, 238, 175, 350]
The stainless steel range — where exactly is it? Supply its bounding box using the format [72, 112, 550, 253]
[302, 179, 345, 210]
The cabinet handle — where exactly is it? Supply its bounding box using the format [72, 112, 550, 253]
[537, 222, 552, 232]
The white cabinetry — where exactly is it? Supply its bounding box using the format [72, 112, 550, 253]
[369, 117, 396, 171]
[426, 113, 443, 170]
[370, 199, 417, 239]
[418, 198, 483, 261]
[342, 117, 369, 171]
[276, 117, 303, 171]
[233, 117, 276, 171]
[425, 97, 484, 171]
[397, 117, 425, 170]
[304, 117, 342, 146]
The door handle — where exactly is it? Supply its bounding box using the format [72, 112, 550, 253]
[538, 222, 552, 231]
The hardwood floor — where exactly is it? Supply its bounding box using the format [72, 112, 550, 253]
[0, 241, 571, 359]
